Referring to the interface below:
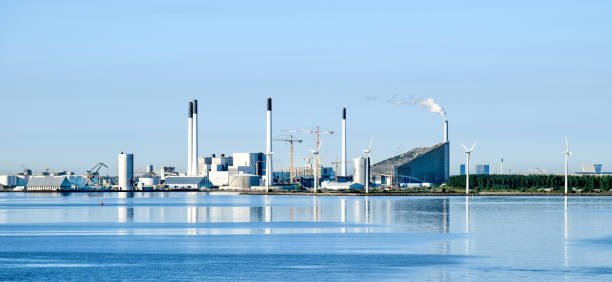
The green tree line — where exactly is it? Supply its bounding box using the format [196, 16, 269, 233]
[447, 174, 612, 191]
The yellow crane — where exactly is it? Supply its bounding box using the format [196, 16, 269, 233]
[273, 135, 303, 184]
[330, 158, 341, 181]
[282, 126, 334, 183]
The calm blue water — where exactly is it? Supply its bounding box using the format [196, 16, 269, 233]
[0, 192, 611, 281]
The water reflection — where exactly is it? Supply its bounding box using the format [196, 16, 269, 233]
[465, 196, 470, 257]
[564, 196, 569, 269]
[0, 193, 462, 235]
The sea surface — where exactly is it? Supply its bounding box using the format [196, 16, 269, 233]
[0, 192, 611, 281]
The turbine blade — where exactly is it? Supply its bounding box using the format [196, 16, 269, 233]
[461, 144, 469, 151]
[470, 142, 477, 151]
[368, 137, 373, 151]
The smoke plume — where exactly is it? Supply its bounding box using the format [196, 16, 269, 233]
[366, 95, 447, 120]
[410, 98, 446, 121]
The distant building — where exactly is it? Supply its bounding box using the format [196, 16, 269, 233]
[460, 164, 466, 175]
[26, 176, 71, 191]
[582, 164, 603, 174]
[476, 165, 490, 175]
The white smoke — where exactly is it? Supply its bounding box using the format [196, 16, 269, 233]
[410, 97, 446, 121]
[366, 95, 447, 120]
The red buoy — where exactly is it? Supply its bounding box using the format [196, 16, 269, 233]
[100, 202, 104, 206]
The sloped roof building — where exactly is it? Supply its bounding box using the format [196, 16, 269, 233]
[371, 142, 449, 186]
[163, 176, 211, 189]
[26, 176, 72, 191]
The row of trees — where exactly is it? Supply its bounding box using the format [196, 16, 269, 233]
[447, 174, 612, 191]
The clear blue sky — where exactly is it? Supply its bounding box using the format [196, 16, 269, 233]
[1, 0, 611, 176]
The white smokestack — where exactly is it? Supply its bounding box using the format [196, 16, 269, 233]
[266, 98, 272, 192]
[187, 102, 193, 175]
[192, 99, 198, 176]
[341, 107, 347, 177]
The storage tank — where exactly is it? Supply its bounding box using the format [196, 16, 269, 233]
[118, 152, 134, 190]
[229, 174, 260, 189]
[0, 175, 17, 186]
[138, 176, 159, 188]
[353, 157, 366, 185]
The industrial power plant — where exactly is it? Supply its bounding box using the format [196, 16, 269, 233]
[0, 97, 453, 193]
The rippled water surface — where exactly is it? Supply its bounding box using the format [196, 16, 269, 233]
[0, 192, 611, 281]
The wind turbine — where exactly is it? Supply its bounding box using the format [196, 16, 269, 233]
[461, 142, 477, 195]
[562, 136, 573, 195]
[310, 140, 323, 194]
[363, 138, 373, 193]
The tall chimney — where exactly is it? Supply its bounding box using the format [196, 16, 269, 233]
[444, 119, 448, 143]
[341, 108, 347, 177]
[192, 99, 198, 176]
[188, 102, 193, 175]
[266, 98, 273, 192]
[444, 119, 449, 181]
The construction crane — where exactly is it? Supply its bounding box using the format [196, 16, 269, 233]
[330, 158, 341, 181]
[273, 135, 303, 184]
[87, 162, 108, 187]
[282, 126, 334, 183]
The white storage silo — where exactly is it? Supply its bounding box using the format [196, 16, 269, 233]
[118, 152, 134, 190]
[353, 157, 366, 185]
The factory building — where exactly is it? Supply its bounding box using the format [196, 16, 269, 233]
[198, 152, 266, 187]
[26, 176, 72, 191]
[371, 142, 450, 186]
[164, 176, 211, 189]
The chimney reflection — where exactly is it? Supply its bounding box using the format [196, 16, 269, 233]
[341, 198, 346, 233]
[188, 206, 198, 223]
[313, 197, 319, 222]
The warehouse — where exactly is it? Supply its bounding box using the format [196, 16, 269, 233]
[26, 176, 72, 191]
[163, 176, 211, 190]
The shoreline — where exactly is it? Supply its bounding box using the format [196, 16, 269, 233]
[1, 189, 612, 196]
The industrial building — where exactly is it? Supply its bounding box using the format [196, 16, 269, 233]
[137, 164, 160, 190]
[26, 176, 72, 191]
[371, 142, 450, 186]
[197, 152, 266, 188]
[164, 176, 211, 189]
